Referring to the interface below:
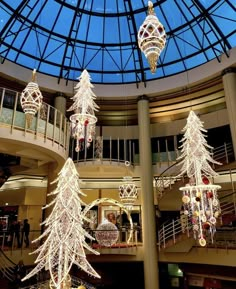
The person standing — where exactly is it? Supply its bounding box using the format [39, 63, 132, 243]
[15, 221, 21, 248]
[22, 219, 30, 248]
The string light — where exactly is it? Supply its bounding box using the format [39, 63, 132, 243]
[22, 158, 100, 288]
[68, 70, 99, 152]
[177, 111, 222, 246]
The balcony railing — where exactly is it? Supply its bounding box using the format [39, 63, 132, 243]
[158, 192, 236, 250]
[0, 226, 142, 254]
[154, 142, 235, 199]
[0, 87, 70, 152]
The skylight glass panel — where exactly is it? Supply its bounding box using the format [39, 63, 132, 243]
[83, 48, 103, 69]
[6, 49, 18, 61]
[39, 62, 61, 76]
[102, 48, 122, 71]
[104, 18, 120, 43]
[53, 7, 74, 36]
[104, 0, 118, 13]
[130, 0, 147, 10]
[118, 17, 133, 43]
[42, 36, 64, 61]
[185, 53, 207, 69]
[26, 2, 44, 21]
[39, 2, 61, 30]
[163, 61, 185, 76]
[87, 16, 104, 43]
[160, 2, 183, 29]
[0, 0, 235, 84]
[84, 0, 93, 11]
[76, 14, 90, 40]
[17, 54, 36, 69]
[117, 1, 126, 13]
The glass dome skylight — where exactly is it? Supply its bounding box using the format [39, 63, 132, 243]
[0, 0, 235, 84]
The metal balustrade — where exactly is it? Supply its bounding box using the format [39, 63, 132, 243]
[158, 192, 236, 250]
[0, 226, 142, 254]
[0, 87, 70, 153]
[0, 248, 15, 281]
[154, 142, 234, 199]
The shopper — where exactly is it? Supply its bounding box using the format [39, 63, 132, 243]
[22, 219, 30, 248]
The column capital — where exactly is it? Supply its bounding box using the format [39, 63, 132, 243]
[137, 94, 149, 102]
[222, 67, 236, 77]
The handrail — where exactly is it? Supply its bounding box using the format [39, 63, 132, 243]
[0, 248, 15, 266]
[154, 142, 234, 199]
[0, 87, 70, 153]
[0, 226, 142, 253]
[0, 248, 16, 281]
[158, 192, 236, 250]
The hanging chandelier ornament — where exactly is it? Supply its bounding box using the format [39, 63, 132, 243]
[118, 162, 138, 211]
[177, 111, 222, 247]
[20, 69, 43, 127]
[68, 70, 99, 152]
[138, 1, 166, 74]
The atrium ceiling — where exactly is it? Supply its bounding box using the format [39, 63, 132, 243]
[0, 0, 235, 85]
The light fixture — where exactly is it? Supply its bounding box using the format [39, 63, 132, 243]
[20, 69, 43, 127]
[68, 70, 99, 152]
[22, 158, 100, 288]
[95, 219, 119, 247]
[138, 1, 166, 74]
[118, 162, 138, 211]
[83, 198, 134, 244]
[178, 111, 221, 247]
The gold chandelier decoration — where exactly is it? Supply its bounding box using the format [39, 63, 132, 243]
[138, 1, 166, 73]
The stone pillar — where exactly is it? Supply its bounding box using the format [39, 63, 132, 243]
[54, 92, 67, 115]
[222, 68, 236, 159]
[137, 95, 159, 289]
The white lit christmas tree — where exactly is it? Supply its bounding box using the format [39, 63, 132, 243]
[68, 70, 99, 152]
[22, 158, 100, 288]
[177, 110, 221, 247]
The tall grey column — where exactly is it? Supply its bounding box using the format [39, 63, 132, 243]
[54, 92, 67, 115]
[137, 95, 159, 289]
[222, 68, 236, 159]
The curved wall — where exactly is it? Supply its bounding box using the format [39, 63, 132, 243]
[0, 48, 235, 98]
[101, 108, 229, 139]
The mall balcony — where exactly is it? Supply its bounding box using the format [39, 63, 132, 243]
[1, 67, 236, 288]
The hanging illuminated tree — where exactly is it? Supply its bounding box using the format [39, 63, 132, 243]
[68, 70, 99, 152]
[177, 110, 221, 247]
[22, 158, 100, 288]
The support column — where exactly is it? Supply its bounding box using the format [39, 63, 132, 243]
[54, 92, 67, 115]
[222, 68, 236, 159]
[137, 95, 159, 289]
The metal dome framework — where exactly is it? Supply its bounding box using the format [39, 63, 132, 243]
[0, 0, 235, 84]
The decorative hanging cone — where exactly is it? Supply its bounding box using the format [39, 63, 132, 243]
[137, 1, 166, 74]
[147, 53, 159, 74]
[25, 113, 34, 128]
